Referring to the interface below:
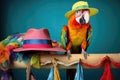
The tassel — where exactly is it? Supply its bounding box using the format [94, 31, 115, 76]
[74, 64, 84, 80]
[47, 67, 54, 80]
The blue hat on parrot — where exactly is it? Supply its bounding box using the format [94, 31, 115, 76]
[65, 1, 99, 18]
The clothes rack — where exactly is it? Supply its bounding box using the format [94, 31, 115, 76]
[10, 53, 120, 69]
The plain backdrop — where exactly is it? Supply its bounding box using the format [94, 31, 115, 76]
[0, 0, 120, 80]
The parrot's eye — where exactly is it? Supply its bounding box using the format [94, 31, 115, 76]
[75, 10, 82, 18]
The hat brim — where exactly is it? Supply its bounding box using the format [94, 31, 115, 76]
[13, 47, 66, 52]
[65, 8, 99, 18]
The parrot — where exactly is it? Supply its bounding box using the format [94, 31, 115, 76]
[61, 9, 92, 80]
[61, 9, 92, 58]
[61, 1, 99, 79]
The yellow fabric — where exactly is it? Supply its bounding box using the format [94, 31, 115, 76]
[54, 65, 60, 80]
[65, 1, 99, 18]
[72, 1, 88, 10]
[52, 59, 61, 80]
[7, 42, 19, 48]
[30, 54, 40, 68]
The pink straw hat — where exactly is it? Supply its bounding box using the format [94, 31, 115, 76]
[13, 28, 66, 52]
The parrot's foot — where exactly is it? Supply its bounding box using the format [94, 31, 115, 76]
[67, 50, 71, 60]
[82, 49, 89, 59]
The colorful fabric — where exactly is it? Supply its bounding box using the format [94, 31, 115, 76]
[0, 45, 9, 63]
[65, 1, 98, 18]
[0, 33, 23, 63]
[112, 60, 120, 68]
[52, 59, 61, 80]
[13, 28, 66, 52]
[54, 64, 60, 80]
[74, 64, 84, 80]
[30, 54, 40, 68]
[47, 67, 54, 80]
[100, 57, 114, 80]
[80, 56, 114, 80]
[80, 56, 109, 68]
[47, 59, 63, 80]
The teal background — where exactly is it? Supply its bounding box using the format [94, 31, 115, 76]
[0, 0, 120, 80]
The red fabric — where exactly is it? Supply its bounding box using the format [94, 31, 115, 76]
[112, 61, 120, 68]
[80, 56, 114, 80]
[80, 56, 109, 68]
[100, 57, 114, 80]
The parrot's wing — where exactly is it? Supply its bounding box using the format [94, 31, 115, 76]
[87, 25, 92, 46]
[61, 25, 68, 49]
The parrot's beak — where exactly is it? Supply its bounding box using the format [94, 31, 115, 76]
[79, 15, 86, 24]
[75, 10, 90, 25]
[75, 15, 89, 25]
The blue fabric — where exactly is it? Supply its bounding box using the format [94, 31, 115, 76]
[24, 39, 52, 44]
[11, 53, 31, 64]
[47, 67, 54, 80]
[9, 37, 18, 42]
[74, 64, 84, 80]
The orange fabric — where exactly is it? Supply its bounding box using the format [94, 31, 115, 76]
[0, 46, 9, 63]
[54, 65, 60, 80]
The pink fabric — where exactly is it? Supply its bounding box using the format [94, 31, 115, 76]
[23, 44, 52, 48]
[13, 28, 66, 52]
[24, 28, 51, 40]
[13, 47, 66, 52]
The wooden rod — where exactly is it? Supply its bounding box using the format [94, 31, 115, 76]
[10, 53, 120, 69]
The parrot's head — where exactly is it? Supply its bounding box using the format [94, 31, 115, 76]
[68, 9, 90, 29]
